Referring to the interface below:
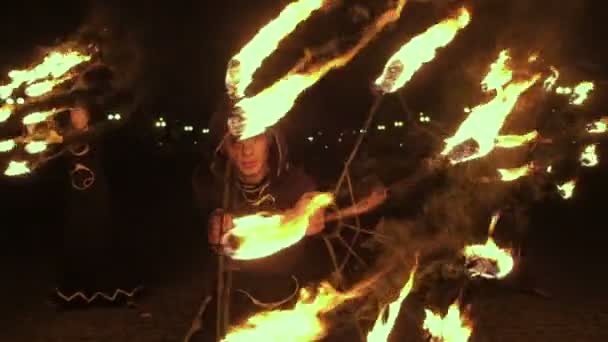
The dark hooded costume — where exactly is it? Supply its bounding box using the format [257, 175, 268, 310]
[190, 102, 330, 340]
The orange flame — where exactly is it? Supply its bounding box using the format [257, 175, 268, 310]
[222, 282, 357, 342]
[367, 264, 417, 342]
[375, 8, 471, 94]
[234, 0, 407, 140]
[557, 179, 576, 199]
[441, 74, 539, 164]
[586, 117, 608, 134]
[0, 139, 16, 152]
[481, 50, 512, 93]
[423, 301, 473, 342]
[223, 193, 333, 260]
[0, 50, 91, 99]
[580, 144, 599, 168]
[570, 81, 594, 105]
[226, 0, 326, 99]
[497, 162, 534, 182]
[494, 130, 538, 148]
[464, 213, 514, 279]
[4, 160, 30, 176]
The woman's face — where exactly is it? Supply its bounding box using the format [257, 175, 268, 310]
[70, 107, 89, 131]
[226, 133, 270, 183]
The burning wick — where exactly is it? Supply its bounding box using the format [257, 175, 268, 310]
[463, 212, 514, 279]
[423, 300, 473, 342]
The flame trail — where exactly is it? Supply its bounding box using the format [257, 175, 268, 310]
[586, 117, 608, 134]
[234, 0, 407, 140]
[423, 301, 473, 342]
[22, 109, 60, 125]
[494, 130, 538, 148]
[0, 50, 91, 99]
[464, 213, 514, 279]
[580, 144, 599, 168]
[367, 264, 417, 342]
[223, 193, 333, 260]
[375, 7, 471, 94]
[480, 50, 512, 93]
[497, 163, 534, 182]
[226, 0, 327, 99]
[570, 81, 594, 105]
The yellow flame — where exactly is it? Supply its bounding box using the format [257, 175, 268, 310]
[497, 163, 533, 182]
[224, 193, 333, 260]
[580, 144, 599, 167]
[222, 282, 357, 342]
[0, 139, 16, 152]
[543, 66, 559, 91]
[24, 76, 70, 98]
[587, 117, 608, 134]
[367, 264, 417, 342]
[570, 81, 594, 105]
[4, 160, 30, 176]
[556, 179, 576, 199]
[441, 75, 540, 164]
[481, 50, 512, 93]
[423, 301, 473, 342]
[375, 8, 471, 94]
[22, 109, 57, 125]
[0, 50, 91, 99]
[556, 86, 572, 95]
[463, 213, 514, 279]
[494, 130, 538, 148]
[0, 105, 13, 123]
[24, 141, 48, 154]
[226, 0, 326, 99]
[235, 0, 407, 140]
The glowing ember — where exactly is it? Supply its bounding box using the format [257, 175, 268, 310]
[367, 264, 417, 342]
[225, 0, 326, 99]
[0, 139, 16, 152]
[586, 117, 608, 134]
[497, 163, 534, 182]
[375, 7, 471, 94]
[464, 213, 514, 279]
[441, 75, 540, 164]
[494, 130, 538, 148]
[423, 301, 473, 342]
[481, 50, 512, 93]
[223, 193, 333, 260]
[543, 66, 559, 91]
[4, 160, 30, 176]
[22, 109, 56, 125]
[222, 282, 356, 342]
[233, 0, 407, 139]
[0, 105, 13, 123]
[580, 144, 599, 167]
[24, 141, 48, 154]
[0, 50, 91, 99]
[570, 81, 594, 105]
[556, 179, 576, 199]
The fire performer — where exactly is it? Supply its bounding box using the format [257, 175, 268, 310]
[190, 100, 330, 340]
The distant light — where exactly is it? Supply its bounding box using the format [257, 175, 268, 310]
[184, 125, 193, 132]
[399, 143, 404, 148]
[202, 128, 210, 134]
[317, 131, 323, 136]
[394, 121, 404, 127]
[114, 113, 121, 120]
[338, 138, 342, 143]
[377, 125, 386, 131]
[360, 129, 366, 134]
[324, 145, 328, 149]
[16, 97, 24, 105]
[464, 107, 471, 113]
[307, 136, 314, 142]
[108, 114, 114, 120]
[5, 98, 15, 105]
[546, 165, 553, 173]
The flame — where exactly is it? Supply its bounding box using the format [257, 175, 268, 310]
[441, 74, 540, 164]
[22, 109, 57, 125]
[580, 144, 599, 167]
[367, 264, 417, 342]
[24, 76, 70, 98]
[570, 81, 594, 105]
[225, 0, 326, 99]
[223, 193, 333, 260]
[24, 141, 48, 154]
[0, 139, 16, 152]
[497, 163, 533, 182]
[375, 7, 471, 94]
[463, 213, 514, 279]
[556, 179, 576, 199]
[587, 117, 608, 134]
[543, 66, 559, 91]
[0, 105, 13, 123]
[481, 50, 512, 93]
[556, 86, 572, 95]
[4, 160, 30, 176]
[0, 50, 91, 99]
[494, 130, 538, 148]
[423, 301, 473, 342]
[222, 282, 357, 342]
[234, 0, 407, 139]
